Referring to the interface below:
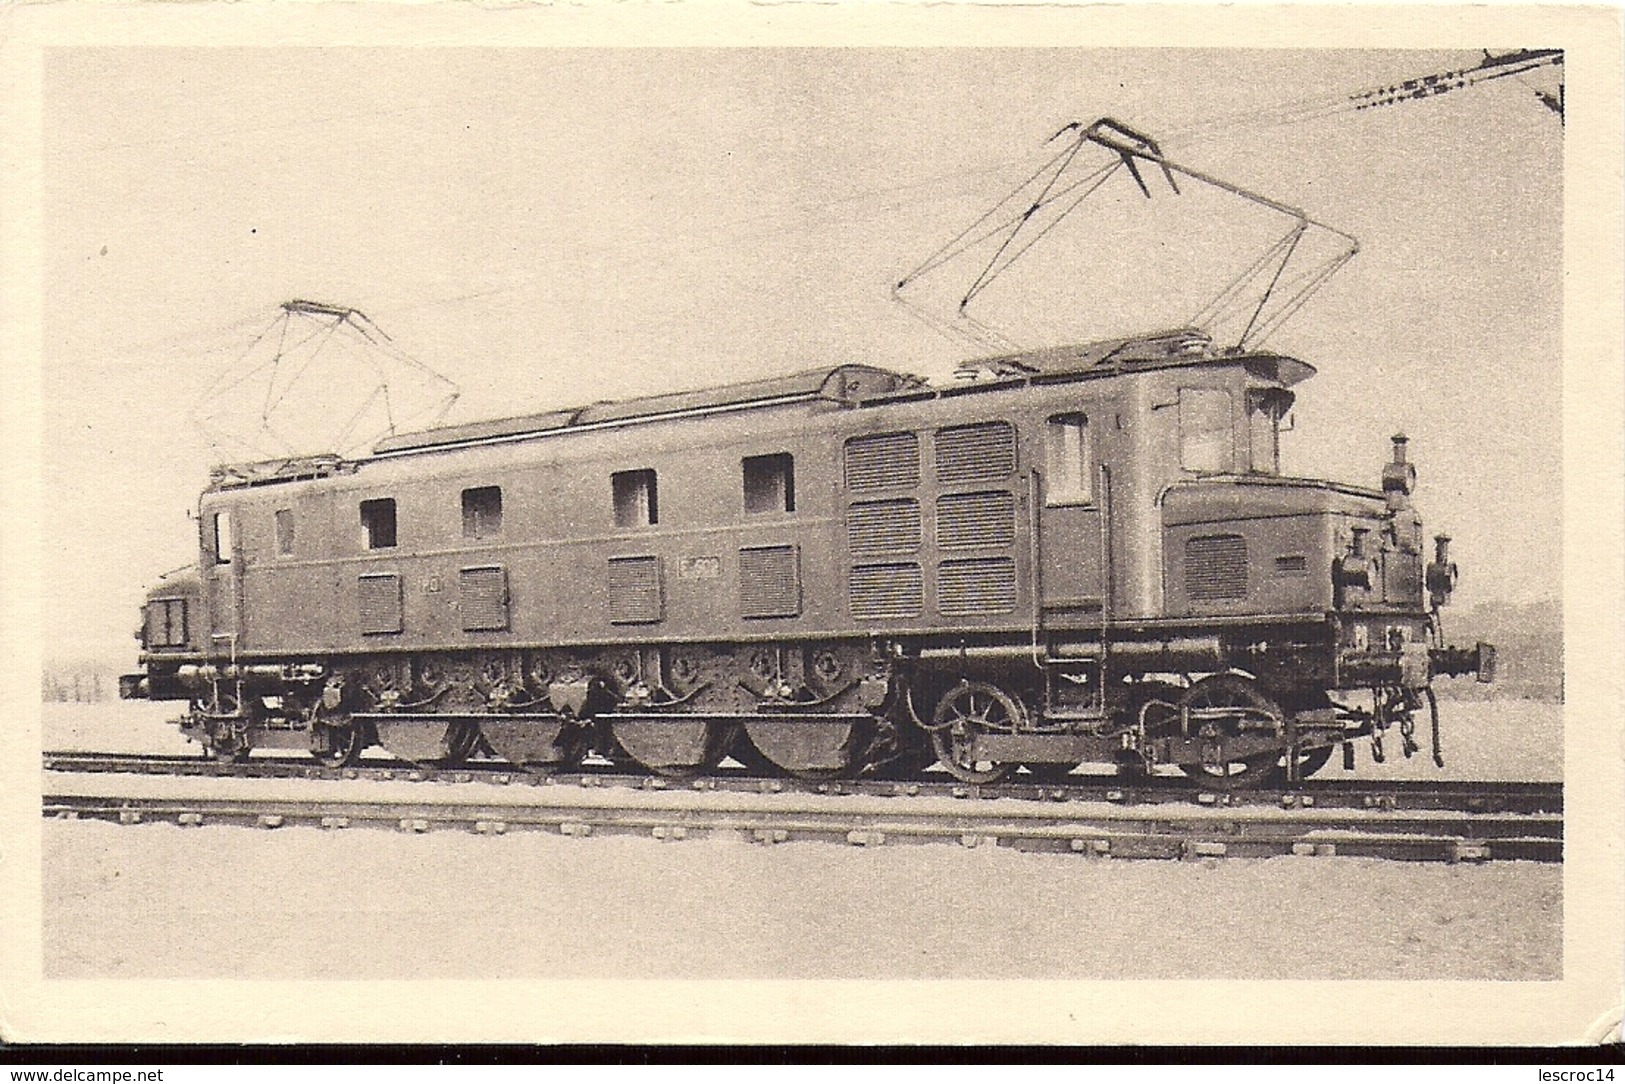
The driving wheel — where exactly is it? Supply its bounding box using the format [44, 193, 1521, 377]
[929, 681, 1022, 785]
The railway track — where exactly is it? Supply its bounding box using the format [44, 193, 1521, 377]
[42, 749, 1563, 815]
[43, 751, 1562, 863]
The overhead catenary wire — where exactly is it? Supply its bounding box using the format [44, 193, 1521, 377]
[1165, 49, 1563, 149]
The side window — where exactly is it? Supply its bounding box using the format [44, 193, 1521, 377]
[360, 498, 398, 550]
[1246, 391, 1282, 475]
[743, 453, 795, 514]
[211, 511, 233, 564]
[274, 509, 295, 555]
[1044, 414, 1092, 505]
[461, 486, 503, 539]
[1180, 388, 1235, 474]
[612, 469, 658, 528]
[145, 599, 189, 646]
[167, 599, 189, 644]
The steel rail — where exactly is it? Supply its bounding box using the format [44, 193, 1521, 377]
[41, 750, 1562, 816]
[41, 788, 1562, 863]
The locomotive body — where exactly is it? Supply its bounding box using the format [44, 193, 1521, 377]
[123, 328, 1491, 784]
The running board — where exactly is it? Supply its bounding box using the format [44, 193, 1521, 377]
[600, 712, 871, 725]
[975, 733, 1114, 763]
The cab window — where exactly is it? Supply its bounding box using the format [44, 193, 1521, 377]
[210, 511, 232, 564]
[1044, 415, 1091, 505]
[1179, 388, 1234, 474]
[1247, 391, 1284, 475]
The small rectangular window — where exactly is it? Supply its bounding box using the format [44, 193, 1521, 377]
[1247, 390, 1283, 475]
[274, 509, 295, 555]
[360, 498, 398, 550]
[211, 511, 233, 564]
[145, 599, 188, 647]
[743, 454, 795, 514]
[612, 469, 658, 528]
[166, 599, 189, 644]
[1180, 388, 1235, 474]
[462, 486, 503, 539]
[1045, 415, 1092, 505]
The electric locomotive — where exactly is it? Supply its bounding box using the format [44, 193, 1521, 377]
[121, 326, 1493, 785]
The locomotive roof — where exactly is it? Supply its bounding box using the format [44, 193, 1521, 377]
[952, 328, 1314, 385]
[369, 363, 921, 456]
[206, 330, 1315, 490]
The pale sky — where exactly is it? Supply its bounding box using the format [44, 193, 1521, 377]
[43, 47, 1563, 662]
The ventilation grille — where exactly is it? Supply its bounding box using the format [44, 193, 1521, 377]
[358, 573, 403, 635]
[935, 422, 1015, 485]
[739, 545, 801, 619]
[936, 491, 1015, 549]
[608, 556, 663, 624]
[849, 563, 923, 620]
[1274, 554, 1309, 575]
[847, 499, 921, 555]
[844, 432, 920, 491]
[938, 557, 1018, 616]
[1186, 534, 1249, 601]
[459, 565, 509, 631]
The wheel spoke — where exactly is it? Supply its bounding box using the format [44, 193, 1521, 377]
[1175, 675, 1282, 790]
[929, 681, 1020, 785]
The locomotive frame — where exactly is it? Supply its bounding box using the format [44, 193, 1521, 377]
[121, 326, 1493, 787]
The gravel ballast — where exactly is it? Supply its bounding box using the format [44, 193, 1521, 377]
[39, 699, 1563, 980]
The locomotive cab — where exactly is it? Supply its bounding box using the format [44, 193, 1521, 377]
[1149, 349, 1487, 690]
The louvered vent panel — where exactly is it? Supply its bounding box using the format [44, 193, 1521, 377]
[1186, 534, 1249, 601]
[608, 556, 664, 624]
[936, 491, 1015, 549]
[847, 499, 921, 555]
[849, 563, 923, 620]
[739, 545, 801, 619]
[459, 565, 509, 631]
[358, 573, 403, 635]
[938, 558, 1018, 616]
[934, 422, 1016, 485]
[844, 432, 920, 491]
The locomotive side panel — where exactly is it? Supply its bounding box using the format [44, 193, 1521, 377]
[184, 357, 1323, 662]
[834, 393, 1048, 638]
[215, 400, 858, 656]
[1021, 392, 1117, 630]
[225, 487, 345, 654]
